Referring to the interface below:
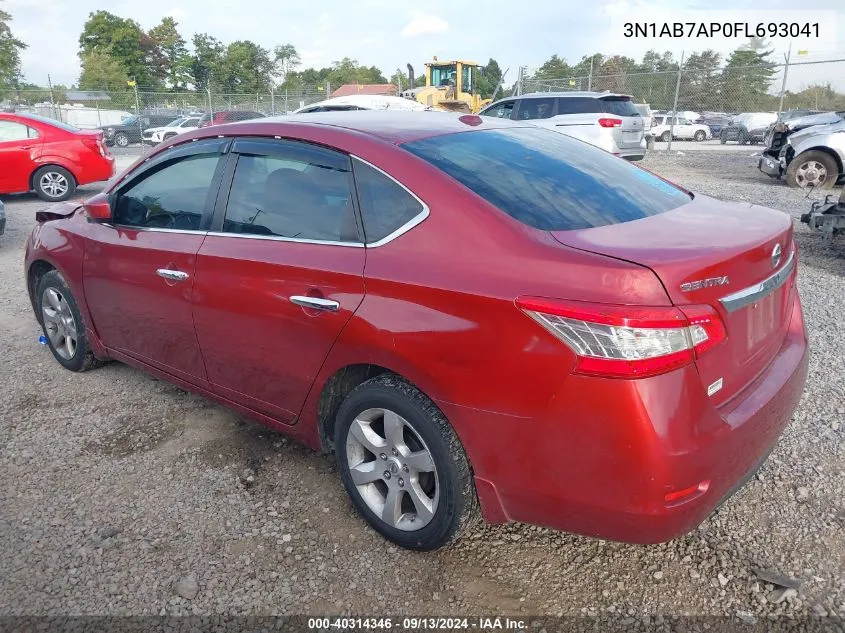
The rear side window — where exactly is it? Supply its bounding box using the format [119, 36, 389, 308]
[516, 98, 555, 120]
[403, 127, 691, 231]
[352, 159, 425, 243]
[555, 97, 602, 115]
[0, 120, 32, 141]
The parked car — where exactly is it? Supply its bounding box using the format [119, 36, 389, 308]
[0, 111, 114, 201]
[0, 199, 5, 236]
[293, 95, 429, 113]
[197, 110, 266, 128]
[720, 112, 778, 145]
[695, 113, 733, 137]
[479, 91, 646, 160]
[760, 111, 844, 160]
[143, 116, 202, 145]
[759, 119, 845, 189]
[99, 114, 181, 148]
[24, 111, 808, 551]
[651, 115, 711, 142]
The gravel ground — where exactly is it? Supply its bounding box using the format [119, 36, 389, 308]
[0, 151, 843, 626]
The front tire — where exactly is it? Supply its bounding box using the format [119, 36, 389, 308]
[334, 374, 480, 551]
[659, 131, 671, 142]
[36, 270, 101, 372]
[114, 132, 130, 148]
[693, 130, 706, 142]
[33, 166, 76, 202]
[786, 151, 838, 190]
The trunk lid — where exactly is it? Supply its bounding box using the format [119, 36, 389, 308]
[551, 194, 797, 404]
[77, 129, 109, 158]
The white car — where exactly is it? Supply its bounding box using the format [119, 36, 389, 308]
[479, 91, 647, 161]
[651, 115, 712, 142]
[143, 116, 202, 145]
[293, 95, 429, 113]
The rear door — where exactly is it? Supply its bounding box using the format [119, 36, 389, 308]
[0, 119, 41, 194]
[82, 138, 229, 386]
[599, 96, 643, 149]
[192, 137, 366, 422]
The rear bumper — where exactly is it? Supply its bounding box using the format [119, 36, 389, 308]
[446, 292, 809, 543]
[77, 155, 116, 186]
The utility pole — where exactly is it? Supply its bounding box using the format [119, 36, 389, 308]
[47, 74, 57, 120]
[130, 77, 142, 142]
[777, 41, 792, 119]
[667, 50, 684, 152]
[588, 56, 594, 91]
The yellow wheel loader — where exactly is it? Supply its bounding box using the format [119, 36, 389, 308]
[404, 58, 492, 114]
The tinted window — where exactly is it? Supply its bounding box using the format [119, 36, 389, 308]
[14, 113, 79, 132]
[353, 159, 425, 243]
[601, 98, 639, 116]
[403, 127, 691, 231]
[0, 121, 33, 141]
[480, 100, 515, 119]
[516, 98, 555, 120]
[555, 97, 603, 115]
[223, 141, 357, 242]
[113, 154, 220, 230]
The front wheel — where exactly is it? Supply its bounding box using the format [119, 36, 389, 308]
[335, 375, 480, 551]
[114, 132, 130, 147]
[659, 131, 671, 142]
[36, 270, 102, 372]
[33, 166, 76, 202]
[786, 151, 838, 190]
[693, 130, 706, 142]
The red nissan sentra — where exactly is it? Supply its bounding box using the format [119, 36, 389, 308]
[24, 111, 809, 551]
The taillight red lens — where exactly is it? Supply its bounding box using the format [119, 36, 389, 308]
[598, 117, 623, 128]
[515, 297, 726, 379]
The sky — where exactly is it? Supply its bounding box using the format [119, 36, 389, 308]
[5, 0, 845, 91]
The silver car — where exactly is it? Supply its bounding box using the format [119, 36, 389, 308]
[759, 119, 845, 189]
[479, 91, 646, 161]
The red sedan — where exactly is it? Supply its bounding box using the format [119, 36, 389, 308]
[24, 111, 808, 551]
[0, 112, 115, 202]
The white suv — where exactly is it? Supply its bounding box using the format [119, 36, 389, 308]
[478, 91, 646, 160]
[651, 115, 711, 142]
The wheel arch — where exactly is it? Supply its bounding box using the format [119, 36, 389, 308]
[29, 161, 80, 190]
[792, 146, 843, 178]
[26, 259, 57, 313]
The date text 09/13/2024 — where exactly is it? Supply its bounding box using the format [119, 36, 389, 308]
[307, 617, 527, 630]
[623, 22, 819, 38]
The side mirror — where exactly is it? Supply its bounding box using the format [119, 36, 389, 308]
[83, 193, 112, 222]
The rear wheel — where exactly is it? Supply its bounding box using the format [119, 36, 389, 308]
[33, 166, 76, 202]
[659, 131, 671, 142]
[693, 130, 706, 142]
[114, 132, 130, 147]
[36, 270, 102, 372]
[334, 374, 480, 551]
[786, 151, 838, 190]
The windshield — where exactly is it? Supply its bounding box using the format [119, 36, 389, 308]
[14, 112, 80, 132]
[402, 127, 691, 231]
[165, 118, 187, 127]
[120, 115, 138, 126]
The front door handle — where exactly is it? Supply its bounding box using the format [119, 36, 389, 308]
[289, 295, 339, 312]
[156, 268, 190, 282]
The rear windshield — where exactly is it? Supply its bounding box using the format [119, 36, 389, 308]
[402, 127, 691, 231]
[556, 96, 639, 117]
[601, 97, 639, 116]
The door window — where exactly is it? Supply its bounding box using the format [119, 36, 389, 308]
[480, 100, 515, 119]
[516, 98, 555, 120]
[222, 140, 358, 242]
[0, 121, 33, 142]
[112, 153, 221, 230]
[352, 158, 425, 243]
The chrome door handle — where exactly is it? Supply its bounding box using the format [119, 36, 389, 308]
[156, 268, 190, 282]
[289, 296, 339, 312]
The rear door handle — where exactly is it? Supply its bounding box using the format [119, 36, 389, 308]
[156, 268, 190, 282]
[289, 296, 339, 312]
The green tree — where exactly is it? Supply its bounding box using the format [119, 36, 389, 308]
[78, 50, 128, 89]
[273, 43, 300, 87]
[190, 33, 225, 91]
[217, 40, 274, 93]
[78, 11, 160, 87]
[532, 54, 573, 81]
[325, 57, 387, 87]
[678, 50, 722, 112]
[149, 17, 189, 89]
[0, 2, 27, 90]
[475, 58, 503, 98]
[720, 37, 777, 111]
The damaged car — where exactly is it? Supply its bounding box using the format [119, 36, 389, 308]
[758, 116, 845, 189]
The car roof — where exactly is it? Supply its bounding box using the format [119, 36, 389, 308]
[216, 110, 531, 144]
[514, 91, 633, 100]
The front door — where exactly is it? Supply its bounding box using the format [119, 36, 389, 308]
[193, 137, 366, 422]
[0, 120, 41, 194]
[83, 138, 229, 386]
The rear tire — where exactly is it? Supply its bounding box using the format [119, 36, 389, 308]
[334, 374, 480, 551]
[114, 132, 130, 148]
[33, 166, 76, 202]
[36, 270, 102, 372]
[786, 151, 838, 190]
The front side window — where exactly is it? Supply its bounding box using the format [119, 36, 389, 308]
[112, 153, 221, 230]
[0, 121, 31, 142]
[480, 100, 515, 119]
[461, 65, 472, 93]
[222, 140, 357, 242]
[352, 159, 425, 243]
[403, 127, 691, 231]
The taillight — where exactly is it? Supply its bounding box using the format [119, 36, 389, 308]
[515, 297, 727, 379]
[598, 118, 623, 128]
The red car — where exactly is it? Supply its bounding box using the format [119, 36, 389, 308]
[24, 112, 808, 551]
[0, 112, 115, 202]
[197, 109, 266, 128]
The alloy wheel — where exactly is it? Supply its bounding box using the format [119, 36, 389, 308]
[115, 134, 129, 147]
[41, 287, 78, 360]
[794, 160, 828, 188]
[345, 407, 439, 531]
[39, 172, 69, 199]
